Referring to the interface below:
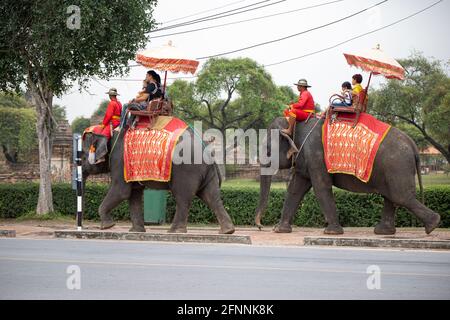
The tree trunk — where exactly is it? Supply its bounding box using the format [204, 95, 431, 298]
[387, 112, 450, 164]
[425, 137, 450, 164]
[28, 83, 54, 215]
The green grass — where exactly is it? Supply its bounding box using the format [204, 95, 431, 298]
[223, 173, 450, 189]
[419, 173, 450, 186]
[222, 179, 287, 189]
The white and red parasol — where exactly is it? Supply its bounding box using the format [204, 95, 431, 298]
[343, 44, 405, 90]
[135, 40, 199, 93]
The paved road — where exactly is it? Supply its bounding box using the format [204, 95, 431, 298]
[0, 238, 449, 299]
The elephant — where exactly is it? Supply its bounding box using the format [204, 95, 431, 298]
[81, 126, 235, 234]
[255, 116, 441, 235]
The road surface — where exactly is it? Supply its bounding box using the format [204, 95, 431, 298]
[1, 238, 449, 299]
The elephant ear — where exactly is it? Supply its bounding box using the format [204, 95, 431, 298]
[87, 134, 109, 165]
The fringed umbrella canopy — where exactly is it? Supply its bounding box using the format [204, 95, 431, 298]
[343, 44, 405, 81]
[136, 41, 199, 93]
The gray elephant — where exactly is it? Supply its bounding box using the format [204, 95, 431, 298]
[82, 127, 235, 234]
[255, 117, 441, 235]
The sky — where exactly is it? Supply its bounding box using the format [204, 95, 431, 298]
[55, 0, 450, 123]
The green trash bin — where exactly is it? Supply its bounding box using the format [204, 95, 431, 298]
[144, 189, 167, 225]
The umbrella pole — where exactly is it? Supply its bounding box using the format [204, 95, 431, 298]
[163, 71, 168, 97]
[366, 71, 373, 91]
[361, 71, 373, 106]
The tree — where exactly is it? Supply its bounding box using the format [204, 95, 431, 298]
[170, 58, 280, 131]
[93, 99, 110, 117]
[0, 93, 37, 163]
[52, 104, 67, 123]
[71, 116, 91, 134]
[168, 58, 295, 177]
[370, 53, 450, 163]
[0, 0, 157, 214]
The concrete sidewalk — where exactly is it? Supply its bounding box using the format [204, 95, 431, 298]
[1, 218, 449, 249]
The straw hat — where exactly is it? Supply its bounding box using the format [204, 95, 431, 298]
[105, 88, 120, 96]
[293, 79, 311, 87]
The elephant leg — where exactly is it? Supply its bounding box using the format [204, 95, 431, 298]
[98, 184, 131, 230]
[397, 196, 441, 234]
[310, 175, 344, 235]
[129, 188, 145, 233]
[168, 195, 192, 233]
[374, 197, 396, 235]
[197, 180, 235, 234]
[274, 173, 312, 233]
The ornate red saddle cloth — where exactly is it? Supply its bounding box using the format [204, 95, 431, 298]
[322, 113, 391, 182]
[124, 116, 188, 182]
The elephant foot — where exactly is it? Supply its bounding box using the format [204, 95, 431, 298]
[129, 226, 146, 233]
[100, 220, 115, 230]
[273, 223, 292, 233]
[256, 224, 263, 231]
[374, 222, 396, 235]
[324, 224, 344, 235]
[424, 213, 441, 235]
[168, 226, 187, 233]
[219, 225, 235, 234]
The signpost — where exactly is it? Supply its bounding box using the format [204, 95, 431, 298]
[73, 134, 83, 231]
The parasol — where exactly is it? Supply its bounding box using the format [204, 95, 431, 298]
[135, 40, 200, 94]
[343, 44, 405, 91]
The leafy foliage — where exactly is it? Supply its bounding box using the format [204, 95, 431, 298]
[71, 116, 91, 134]
[169, 58, 296, 131]
[0, 0, 158, 93]
[369, 52, 450, 162]
[93, 100, 110, 117]
[0, 94, 37, 162]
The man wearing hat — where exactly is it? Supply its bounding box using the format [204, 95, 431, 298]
[93, 88, 123, 139]
[282, 79, 315, 136]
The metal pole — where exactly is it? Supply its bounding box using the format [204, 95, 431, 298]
[74, 134, 83, 231]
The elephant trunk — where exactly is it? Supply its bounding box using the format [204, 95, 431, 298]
[255, 172, 273, 230]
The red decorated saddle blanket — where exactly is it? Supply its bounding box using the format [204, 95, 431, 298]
[322, 113, 391, 182]
[124, 116, 188, 182]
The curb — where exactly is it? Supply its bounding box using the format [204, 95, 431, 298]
[0, 229, 16, 238]
[304, 236, 450, 250]
[54, 230, 252, 245]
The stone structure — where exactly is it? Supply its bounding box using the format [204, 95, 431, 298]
[0, 120, 75, 183]
[51, 120, 73, 182]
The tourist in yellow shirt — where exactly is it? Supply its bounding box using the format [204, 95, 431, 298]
[352, 74, 363, 95]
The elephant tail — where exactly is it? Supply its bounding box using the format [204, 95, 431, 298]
[214, 162, 222, 188]
[415, 152, 425, 204]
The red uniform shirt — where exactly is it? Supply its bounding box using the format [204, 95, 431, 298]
[290, 90, 315, 111]
[102, 98, 122, 127]
[93, 98, 122, 139]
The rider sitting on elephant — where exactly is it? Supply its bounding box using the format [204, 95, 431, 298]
[121, 70, 163, 128]
[93, 88, 122, 138]
[281, 79, 315, 136]
[90, 88, 122, 163]
[331, 81, 353, 107]
[352, 74, 364, 95]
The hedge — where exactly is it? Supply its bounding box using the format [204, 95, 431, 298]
[0, 183, 449, 228]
